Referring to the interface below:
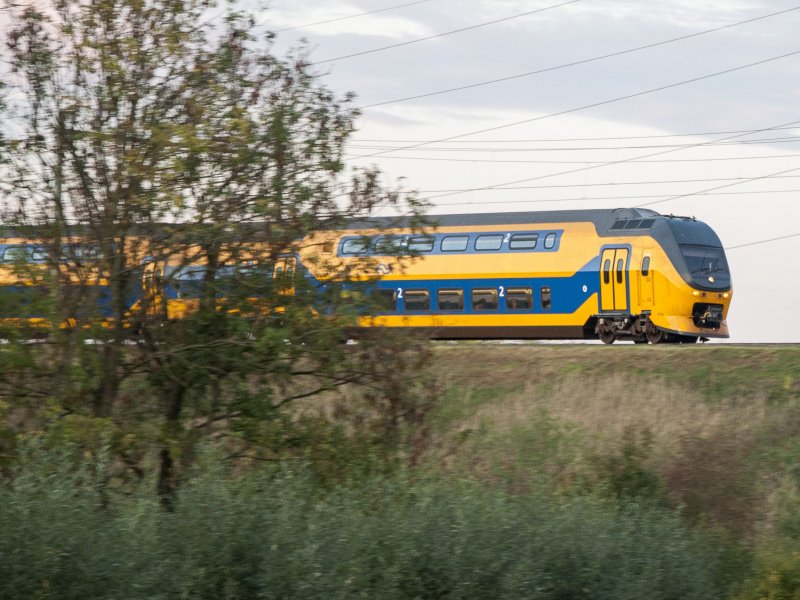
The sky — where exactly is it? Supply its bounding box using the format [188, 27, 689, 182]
[265, 0, 800, 343]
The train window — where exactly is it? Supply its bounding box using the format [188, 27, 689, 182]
[638, 219, 655, 229]
[506, 287, 533, 310]
[544, 233, 557, 249]
[603, 259, 611, 284]
[404, 289, 430, 311]
[373, 236, 403, 254]
[437, 289, 464, 310]
[642, 256, 650, 277]
[341, 238, 369, 255]
[472, 288, 498, 310]
[611, 220, 628, 230]
[408, 236, 435, 253]
[475, 235, 503, 251]
[540, 286, 552, 310]
[441, 235, 469, 252]
[625, 219, 642, 229]
[376, 288, 397, 311]
[616, 258, 624, 284]
[509, 233, 538, 250]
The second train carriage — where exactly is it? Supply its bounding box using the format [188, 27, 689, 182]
[302, 207, 732, 343]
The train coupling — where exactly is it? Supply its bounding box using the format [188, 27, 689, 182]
[692, 303, 723, 329]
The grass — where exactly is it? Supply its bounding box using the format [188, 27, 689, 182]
[421, 344, 800, 538]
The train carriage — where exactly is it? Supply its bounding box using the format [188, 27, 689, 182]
[303, 208, 732, 344]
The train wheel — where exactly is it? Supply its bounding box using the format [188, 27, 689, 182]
[633, 335, 648, 344]
[645, 327, 665, 344]
[599, 330, 615, 344]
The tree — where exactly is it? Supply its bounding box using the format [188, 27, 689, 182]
[0, 0, 431, 505]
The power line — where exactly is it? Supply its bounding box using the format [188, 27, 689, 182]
[273, 0, 433, 33]
[351, 50, 800, 162]
[351, 125, 800, 143]
[348, 136, 800, 153]
[358, 5, 800, 109]
[311, 0, 582, 64]
[413, 174, 800, 194]
[637, 165, 800, 207]
[418, 187, 800, 207]
[726, 232, 800, 250]
[345, 151, 800, 165]
[415, 119, 800, 202]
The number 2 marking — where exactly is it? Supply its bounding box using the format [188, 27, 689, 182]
[499, 285, 505, 297]
[503, 233, 511, 243]
[396, 287, 403, 299]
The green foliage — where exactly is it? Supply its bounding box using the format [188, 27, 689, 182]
[0, 443, 729, 600]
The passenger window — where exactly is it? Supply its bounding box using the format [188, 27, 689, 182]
[506, 287, 533, 310]
[373, 236, 403, 254]
[472, 288, 498, 310]
[603, 259, 611, 284]
[475, 235, 503, 251]
[616, 258, 624, 284]
[642, 256, 650, 277]
[544, 233, 557, 249]
[541, 286, 552, 310]
[404, 289, 430, 311]
[341, 238, 369, 255]
[408, 236, 435, 253]
[376, 288, 397, 311]
[441, 235, 469, 252]
[437, 289, 463, 310]
[509, 233, 538, 250]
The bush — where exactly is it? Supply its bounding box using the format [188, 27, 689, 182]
[0, 445, 731, 599]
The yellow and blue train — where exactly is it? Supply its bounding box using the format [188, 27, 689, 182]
[304, 207, 731, 343]
[1, 207, 732, 343]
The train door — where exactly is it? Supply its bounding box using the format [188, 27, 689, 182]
[600, 248, 629, 312]
[141, 259, 164, 316]
[273, 256, 296, 295]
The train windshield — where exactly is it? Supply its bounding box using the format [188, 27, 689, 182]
[679, 245, 730, 288]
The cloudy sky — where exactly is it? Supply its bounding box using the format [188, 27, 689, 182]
[265, 0, 800, 343]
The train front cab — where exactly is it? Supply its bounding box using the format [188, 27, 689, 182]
[594, 217, 732, 344]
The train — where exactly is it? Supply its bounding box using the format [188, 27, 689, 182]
[304, 207, 732, 344]
[1, 207, 732, 343]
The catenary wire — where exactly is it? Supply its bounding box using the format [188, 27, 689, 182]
[273, 0, 433, 33]
[411, 187, 800, 207]
[310, 0, 582, 64]
[351, 50, 800, 162]
[636, 165, 800, 207]
[346, 152, 800, 164]
[347, 136, 800, 153]
[726, 232, 800, 250]
[351, 125, 800, 143]
[412, 174, 800, 194]
[415, 119, 800, 202]
[357, 4, 800, 109]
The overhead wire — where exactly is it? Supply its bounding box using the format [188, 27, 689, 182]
[351, 50, 800, 162]
[726, 233, 800, 250]
[357, 4, 800, 109]
[415, 187, 800, 208]
[414, 119, 800, 202]
[310, 0, 582, 65]
[347, 136, 800, 153]
[636, 164, 800, 207]
[413, 174, 800, 194]
[345, 152, 800, 165]
[273, 0, 433, 33]
[350, 125, 800, 143]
